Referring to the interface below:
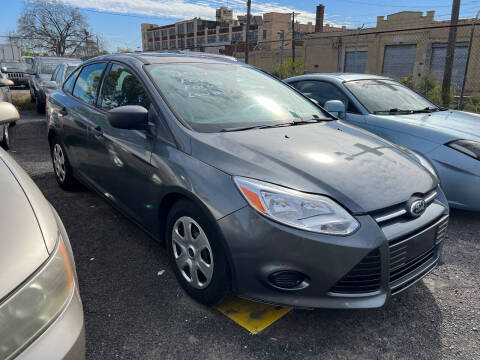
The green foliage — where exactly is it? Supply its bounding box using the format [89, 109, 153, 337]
[465, 92, 480, 113]
[414, 72, 456, 108]
[398, 74, 414, 89]
[272, 59, 306, 79]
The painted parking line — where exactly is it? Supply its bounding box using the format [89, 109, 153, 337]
[216, 297, 292, 334]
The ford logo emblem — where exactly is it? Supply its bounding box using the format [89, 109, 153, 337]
[409, 199, 426, 217]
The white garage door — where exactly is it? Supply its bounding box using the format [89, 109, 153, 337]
[344, 51, 368, 73]
[430, 42, 468, 91]
[382, 44, 417, 80]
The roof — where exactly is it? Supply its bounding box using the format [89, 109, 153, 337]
[285, 72, 392, 83]
[84, 51, 238, 66]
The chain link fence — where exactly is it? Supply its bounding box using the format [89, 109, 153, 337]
[247, 22, 480, 111]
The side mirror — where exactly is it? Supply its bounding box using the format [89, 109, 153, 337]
[0, 102, 20, 125]
[0, 78, 14, 87]
[107, 105, 148, 130]
[324, 100, 346, 120]
[41, 80, 57, 90]
[0, 67, 7, 73]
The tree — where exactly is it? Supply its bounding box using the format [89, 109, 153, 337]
[272, 59, 306, 79]
[17, 0, 89, 56]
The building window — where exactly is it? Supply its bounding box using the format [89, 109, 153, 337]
[187, 22, 194, 33]
[155, 41, 160, 50]
[263, 29, 267, 40]
[170, 40, 176, 48]
[147, 31, 153, 39]
[162, 40, 168, 49]
[232, 32, 242, 41]
[187, 38, 195, 48]
[178, 39, 185, 49]
[248, 31, 258, 40]
[161, 29, 167, 37]
[178, 23, 185, 34]
[154, 30, 160, 38]
[198, 37, 205, 45]
[169, 27, 175, 36]
[208, 35, 216, 43]
[219, 34, 229, 42]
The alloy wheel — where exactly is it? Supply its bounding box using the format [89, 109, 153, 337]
[52, 143, 66, 182]
[171, 216, 214, 289]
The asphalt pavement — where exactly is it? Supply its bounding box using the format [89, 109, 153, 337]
[8, 104, 480, 359]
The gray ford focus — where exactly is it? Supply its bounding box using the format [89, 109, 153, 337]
[47, 52, 448, 309]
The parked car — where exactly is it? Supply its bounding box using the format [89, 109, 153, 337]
[0, 77, 14, 149]
[22, 55, 34, 69]
[285, 73, 480, 211]
[0, 102, 85, 359]
[28, 56, 81, 114]
[0, 60, 29, 88]
[43, 63, 81, 117]
[47, 53, 449, 309]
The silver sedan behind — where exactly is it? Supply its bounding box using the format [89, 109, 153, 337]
[0, 102, 84, 359]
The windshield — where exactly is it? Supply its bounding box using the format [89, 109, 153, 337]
[38, 59, 78, 75]
[1, 62, 27, 70]
[146, 63, 329, 132]
[344, 79, 437, 114]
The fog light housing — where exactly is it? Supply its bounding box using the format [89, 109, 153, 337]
[268, 271, 309, 290]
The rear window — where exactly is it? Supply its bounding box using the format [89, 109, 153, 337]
[72, 63, 106, 104]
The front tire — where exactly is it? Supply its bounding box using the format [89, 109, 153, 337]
[50, 138, 78, 190]
[0, 125, 10, 150]
[166, 199, 230, 306]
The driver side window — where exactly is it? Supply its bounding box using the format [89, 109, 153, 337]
[294, 80, 360, 114]
[100, 64, 151, 110]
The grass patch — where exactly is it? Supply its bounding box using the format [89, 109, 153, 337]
[11, 90, 36, 111]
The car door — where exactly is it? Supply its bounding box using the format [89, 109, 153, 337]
[62, 62, 107, 177]
[293, 80, 366, 126]
[85, 62, 154, 224]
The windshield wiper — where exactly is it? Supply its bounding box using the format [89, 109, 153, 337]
[374, 107, 443, 115]
[220, 117, 330, 132]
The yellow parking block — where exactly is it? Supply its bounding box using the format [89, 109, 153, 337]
[216, 297, 292, 334]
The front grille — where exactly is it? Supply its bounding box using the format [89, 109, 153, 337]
[7, 72, 24, 79]
[389, 216, 448, 294]
[330, 249, 381, 294]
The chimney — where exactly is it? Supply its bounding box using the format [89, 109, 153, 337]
[315, 4, 325, 32]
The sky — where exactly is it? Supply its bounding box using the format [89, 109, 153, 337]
[1, 0, 479, 51]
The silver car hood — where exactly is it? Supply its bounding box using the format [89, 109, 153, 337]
[373, 110, 480, 143]
[0, 151, 55, 300]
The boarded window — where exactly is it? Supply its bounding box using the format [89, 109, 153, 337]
[382, 44, 417, 80]
[344, 51, 367, 73]
[429, 42, 468, 91]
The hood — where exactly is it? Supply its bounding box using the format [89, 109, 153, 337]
[373, 110, 480, 143]
[0, 155, 49, 300]
[190, 121, 437, 213]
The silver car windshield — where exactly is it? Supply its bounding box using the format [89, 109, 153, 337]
[146, 63, 329, 132]
[344, 79, 437, 114]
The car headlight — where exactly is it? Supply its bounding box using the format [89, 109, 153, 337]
[0, 235, 74, 359]
[447, 140, 480, 160]
[234, 177, 359, 235]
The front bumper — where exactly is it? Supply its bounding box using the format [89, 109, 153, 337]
[218, 188, 449, 309]
[16, 285, 85, 360]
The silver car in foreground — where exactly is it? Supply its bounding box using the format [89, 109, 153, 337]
[0, 103, 84, 359]
[285, 73, 480, 211]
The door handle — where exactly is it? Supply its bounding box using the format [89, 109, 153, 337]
[92, 125, 103, 138]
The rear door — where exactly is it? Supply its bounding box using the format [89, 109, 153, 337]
[85, 62, 154, 224]
[62, 62, 107, 177]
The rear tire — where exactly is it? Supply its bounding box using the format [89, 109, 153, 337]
[166, 199, 230, 306]
[50, 137, 78, 190]
[0, 125, 10, 150]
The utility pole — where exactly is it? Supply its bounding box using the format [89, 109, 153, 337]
[292, 12, 296, 62]
[278, 30, 285, 79]
[442, 0, 461, 106]
[459, 10, 480, 109]
[245, 0, 251, 63]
